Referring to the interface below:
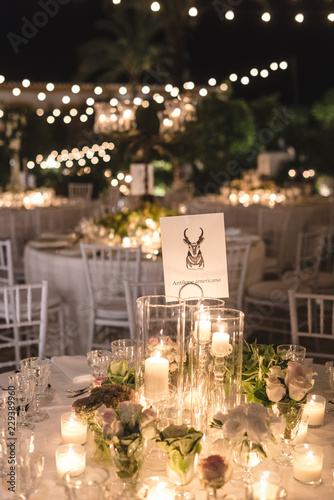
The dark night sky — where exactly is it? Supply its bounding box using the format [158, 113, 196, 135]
[1, 0, 334, 105]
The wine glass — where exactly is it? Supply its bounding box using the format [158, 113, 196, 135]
[20, 357, 51, 423]
[273, 401, 304, 465]
[14, 451, 44, 500]
[325, 361, 334, 396]
[232, 441, 264, 484]
[8, 372, 36, 430]
[86, 350, 112, 378]
[277, 345, 306, 364]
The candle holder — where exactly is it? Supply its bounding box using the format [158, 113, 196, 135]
[135, 295, 185, 424]
[55, 444, 86, 484]
[293, 444, 323, 486]
[61, 412, 87, 445]
[209, 343, 233, 413]
[304, 394, 326, 428]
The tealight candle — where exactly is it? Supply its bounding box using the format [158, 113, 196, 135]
[145, 356, 169, 400]
[55, 444, 86, 483]
[303, 394, 326, 427]
[144, 476, 175, 500]
[252, 478, 281, 500]
[61, 412, 87, 445]
[211, 328, 230, 355]
[293, 444, 323, 485]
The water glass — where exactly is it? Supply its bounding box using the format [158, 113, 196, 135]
[63, 466, 111, 500]
[277, 344, 306, 364]
[87, 350, 112, 378]
[111, 339, 136, 366]
[20, 357, 51, 423]
[325, 360, 334, 394]
[14, 451, 44, 499]
[8, 372, 36, 429]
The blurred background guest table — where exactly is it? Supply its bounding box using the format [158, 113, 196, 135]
[23, 230, 265, 355]
[0, 360, 333, 499]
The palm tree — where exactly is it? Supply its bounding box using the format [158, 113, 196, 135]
[75, 6, 169, 89]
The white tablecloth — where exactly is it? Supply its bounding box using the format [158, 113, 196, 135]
[24, 236, 265, 355]
[24, 245, 164, 355]
[0, 361, 333, 499]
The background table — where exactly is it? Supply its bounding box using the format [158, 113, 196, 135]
[24, 234, 265, 354]
[0, 360, 333, 500]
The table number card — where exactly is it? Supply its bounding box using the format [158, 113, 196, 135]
[160, 213, 229, 299]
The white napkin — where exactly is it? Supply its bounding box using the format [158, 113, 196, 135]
[51, 356, 93, 385]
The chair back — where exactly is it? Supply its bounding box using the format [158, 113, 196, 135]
[225, 242, 251, 310]
[0, 280, 48, 369]
[295, 228, 327, 275]
[124, 280, 165, 340]
[288, 290, 334, 360]
[0, 240, 14, 286]
[80, 243, 142, 314]
[257, 207, 291, 275]
[68, 183, 93, 201]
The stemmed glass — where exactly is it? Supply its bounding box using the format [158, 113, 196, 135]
[8, 451, 44, 500]
[273, 401, 304, 465]
[232, 441, 264, 484]
[325, 361, 334, 396]
[8, 372, 36, 430]
[63, 466, 111, 500]
[20, 357, 51, 423]
[86, 350, 112, 378]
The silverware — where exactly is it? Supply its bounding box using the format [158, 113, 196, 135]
[66, 387, 89, 393]
[67, 391, 89, 398]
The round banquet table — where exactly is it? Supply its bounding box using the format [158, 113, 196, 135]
[23, 233, 265, 355]
[0, 360, 333, 500]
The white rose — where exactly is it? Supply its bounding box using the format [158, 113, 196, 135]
[223, 415, 246, 443]
[288, 376, 313, 401]
[246, 415, 272, 444]
[246, 402, 269, 420]
[266, 376, 286, 402]
[269, 366, 285, 379]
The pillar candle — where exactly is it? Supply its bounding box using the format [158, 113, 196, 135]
[195, 319, 211, 343]
[293, 444, 323, 485]
[303, 395, 325, 427]
[211, 329, 230, 355]
[145, 356, 169, 399]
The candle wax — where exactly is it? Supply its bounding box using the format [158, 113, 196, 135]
[211, 330, 230, 354]
[195, 319, 211, 342]
[144, 356, 169, 399]
[61, 420, 87, 445]
[293, 452, 323, 483]
[303, 401, 325, 426]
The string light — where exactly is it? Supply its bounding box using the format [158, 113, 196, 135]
[295, 13, 304, 23]
[225, 10, 234, 20]
[261, 12, 271, 22]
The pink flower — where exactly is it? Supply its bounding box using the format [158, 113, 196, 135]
[92, 377, 107, 387]
[266, 376, 286, 402]
[148, 338, 159, 346]
[197, 455, 232, 488]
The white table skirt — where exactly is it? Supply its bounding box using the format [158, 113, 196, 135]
[24, 245, 164, 355]
[0, 362, 333, 500]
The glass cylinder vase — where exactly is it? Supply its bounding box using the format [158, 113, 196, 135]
[135, 295, 185, 425]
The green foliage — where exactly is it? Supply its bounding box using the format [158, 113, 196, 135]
[102, 360, 135, 389]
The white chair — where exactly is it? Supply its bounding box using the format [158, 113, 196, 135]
[124, 280, 165, 340]
[68, 183, 93, 201]
[289, 290, 334, 360]
[225, 242, 251, 311]
[257, 207, 291, 277]
[0, 281, 48, 369]
[244, 228, 327, 339]
[80, 243, 142, 350]
[0, 239, 66, 356]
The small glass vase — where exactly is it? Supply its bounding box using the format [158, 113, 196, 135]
[166, 450, 198, 486]
[91, 431, 113, 466]
[273, 401, 304, 466]
[110, 437, 146, 480]
[233, 441, 264, 483]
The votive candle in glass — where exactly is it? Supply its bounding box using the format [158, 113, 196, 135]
[61, 412, 87, 445]
[55, 444, 86, 483]
[303, 394, 326, 428]
[252, 478, 287, 500]
[293, 444, 323, 486]
[144, 476, 175, 500]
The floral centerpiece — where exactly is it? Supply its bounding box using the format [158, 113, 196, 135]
[211, 402, 285, 466]
[240, 342, 317, 465]
[241, 342, 317, 407]
[101, 360, 135, 389]
[156, 424, 203, 485]
[96, 401, 158, 478]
